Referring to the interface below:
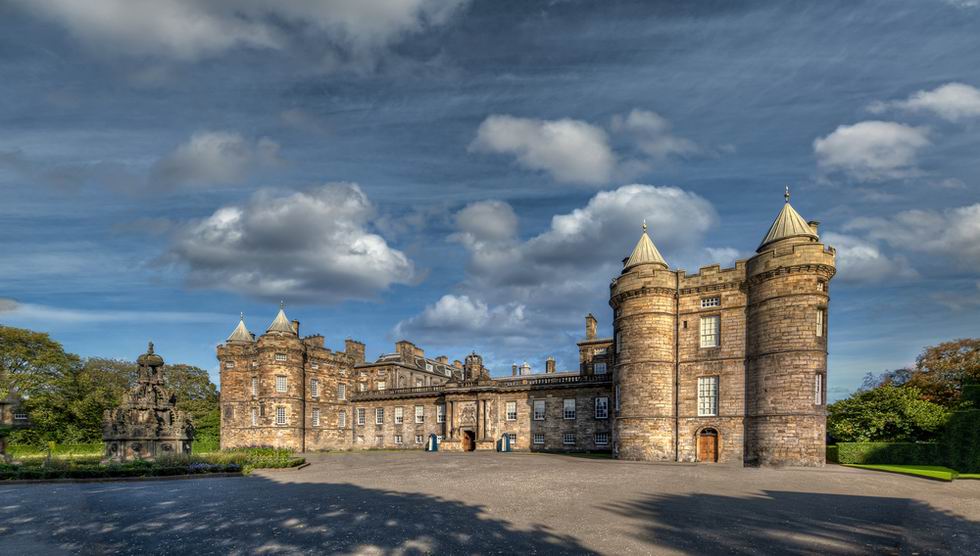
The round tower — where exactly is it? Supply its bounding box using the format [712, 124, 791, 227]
[217, 313, 257, 450]
[610, 222, 677, 461]
[255, 302, 307, 451]
[745, 189, 836, 466]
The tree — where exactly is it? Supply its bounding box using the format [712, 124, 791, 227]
[828, 384, 950, 443]
[905, 338, 980, 407]
[166, 363, 220, 440]
[0, 325, 78, 400]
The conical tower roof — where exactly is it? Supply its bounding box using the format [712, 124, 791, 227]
[757, 187, 818, 252]
[227, 313, 254, 343]
[624, 221, 668, 271]
[267, 302, 295, 334]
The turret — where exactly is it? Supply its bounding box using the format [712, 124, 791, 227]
[609, 221, 677, 461]
[745, 188, 836, 466]
[464, 352, 486, 381]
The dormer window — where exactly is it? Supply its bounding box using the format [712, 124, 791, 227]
[425, 362, 434, 372]
[701, 297, 720, 308]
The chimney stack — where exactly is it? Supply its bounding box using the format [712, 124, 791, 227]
[546, 357, 556, 374]
[585, 313, 597, 340]
[512, 364, 518, 376]
[808, 220, 820, 236]
[290, 320, 300, 335]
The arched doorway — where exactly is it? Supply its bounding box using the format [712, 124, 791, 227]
[697, 428, 719, 463]
[462, 430, 476, 452]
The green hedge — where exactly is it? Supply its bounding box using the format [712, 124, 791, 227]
[836, 442, 941, 465]
[826, 445, 839, 463]
[944, 408, 980, 473]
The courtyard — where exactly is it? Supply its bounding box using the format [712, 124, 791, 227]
[1, 451, 978, 555]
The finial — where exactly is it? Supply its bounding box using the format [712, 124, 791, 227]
[279, 300, 284, 310]
[642, 219, 648, 233]
[240, 311, 245, 322]
[148, 341, 154, 354]
[784, 185, 790, 203]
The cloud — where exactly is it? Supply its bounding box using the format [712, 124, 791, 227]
[152, 131, 280, 188]
[469, 110, 701, 186]
[845, 202, 980, 269]
[813, 121, 930, 181]
[13, 0, 468, 65]
[469, 115, 617, 185]
[821, 232, 918, 283]
[394, 295, 527, 341]
[868, 82, 980, 122]
[395, 184, 720, 368]
[0, 298, 226, 324]
[610, 109, 699, 159]
[933, 281, 980, 311]
[167, 183, 416, 302]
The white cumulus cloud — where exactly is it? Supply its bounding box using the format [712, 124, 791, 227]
[470, 115, 617, 185]
[152, 131, 280, 188]
[13, 0, 468, 64]
[610, 109, 699, 159]
[869, 82, 980, 122]
[821, 232, 918, 283]
[813, 120, 929, 181]
[168, 183, 415, 301]
[394, 295, 527, 341]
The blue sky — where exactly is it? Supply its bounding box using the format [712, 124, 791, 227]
[1, 0, 979, 401]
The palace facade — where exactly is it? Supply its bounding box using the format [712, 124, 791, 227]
[219, 193, 836, 466]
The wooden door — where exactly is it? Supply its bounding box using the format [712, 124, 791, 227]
[698, 430, 718, 463]
[463, 430, 475, 452]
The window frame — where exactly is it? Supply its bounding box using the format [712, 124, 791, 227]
[356, 408, 366, 426]
[275, 375, 288, 393]
[437, 404, 446, 423]
[533, 399, 545, 421]
[697, 376, 719, 417]
[338, 383, 347, 400]
[506, 401, 517, 421]
[275, 406, 286, 426]
[310, 378, 319, 398]
[595, 397, 609, 419]
[562, 432, 575, 445]
[338, 411, 347, 429]
[815, 374, 824, 405]
[394, 406, 404, 425]
[533, 433, 545, 445]
[415, 405, 424, 424]
[594, 362, 607, 375]
[312, 408, 321, 427]
[251, 377, 258, 397]
[563, 398, 576, 420]
[594, 432, 609, 446]
[375, 407, 384, 425]
[250, 407, 258, 427]
[274, 353, 287, 362]
[699, 315, 721, 348]
[701, 296, 721, 308]
[377, 380, 386, 391]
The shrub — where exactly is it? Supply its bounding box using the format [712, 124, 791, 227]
[826, 445, 839, 464]
[836, 442, 941, 465]
[943, 407, 980, 473]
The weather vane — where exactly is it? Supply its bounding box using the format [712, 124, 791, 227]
[785, 185, 791, 203]
[642, 219, 647, 233]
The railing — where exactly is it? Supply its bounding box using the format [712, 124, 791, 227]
[491, 374, 612, 388]
[350, 385, 444, 401]
[349, 373, 613, 401]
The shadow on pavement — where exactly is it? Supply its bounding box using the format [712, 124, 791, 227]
[603, 489, 980, 555]
[0, 474, 592, 555]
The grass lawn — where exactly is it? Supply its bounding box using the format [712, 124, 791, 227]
[844, 464, 960, 481]
[959, 474, 980, 480]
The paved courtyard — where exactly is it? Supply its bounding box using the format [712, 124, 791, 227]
[1, 452, 979, 555]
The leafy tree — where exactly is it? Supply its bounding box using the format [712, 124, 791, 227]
[0, 325, 78, 400]
[166, 363, 220, 440]
[828, 384, 950, 442]
[906, 338, 980, 407]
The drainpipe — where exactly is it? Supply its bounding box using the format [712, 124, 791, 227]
[674, 271, 680, 462]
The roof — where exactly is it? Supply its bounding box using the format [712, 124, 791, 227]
[757, 188, 818, 251]
[492, 371, 581, 380]
[227, 314, 254, 343]
[624, 221, 668, 271]
[267, 304, 295, 334]
[358, 352, 461, 379]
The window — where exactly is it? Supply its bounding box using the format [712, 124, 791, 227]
[425, 362, 433, 372]
[701, 296, 720, 308]
[415, 405, 424, 423]
[415, 434, 424, 444]
[311, 362, 319, 370]
[275, 375, 287, 393]
[533, 400, 546, 421]
[251, 408, 258, 426]
[700, 316, 720, 348]
[310, 378, 319, 398]
[594, 432, 609, 446]
[506, 401, 517, 421]
[815, 374, 823, 405]
[338, 411, 347, 428]
[225, 360, 236, 368]
[338, 383, 347, 400]
[594, 362, 607, 375]
[595, 348, 607, 356]
[375, 408, 384, 425]
[394, 406, 404, 424]
[508, 433, 517, 445]
[251, 377, 258, 397]
[562, 433, 575, 445]
[358, 382, 366, 392]
[275, 406, 286, 425]
[615, 385, 621, 411]
[698, 376, 719, 417]
[563, 399, 576, 420]
[275, 353, 287, 362]
[377, 381, 386, 391]
[817, 281, 825, 292]
[356, 408, 366, 426]
[533, 433, 545, 445]
[416, 378, 423, 387]
[444, 368, 451, 377]
[312, 408, 321, 427]
[437, 405, 446, 423]
[595, 397, 609, 419]
[394, 435, 403, 444]
[816, 309, 825, 337]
